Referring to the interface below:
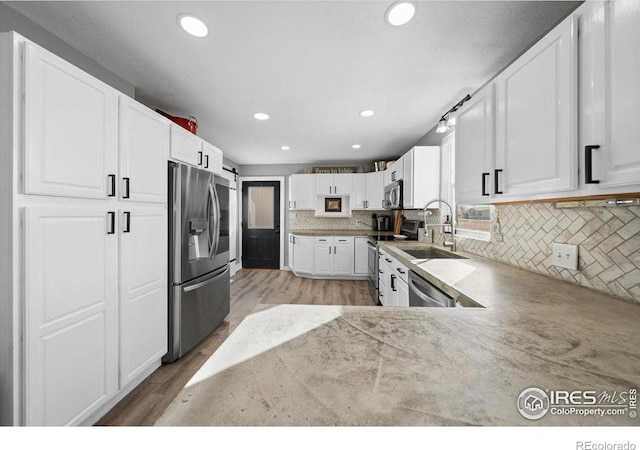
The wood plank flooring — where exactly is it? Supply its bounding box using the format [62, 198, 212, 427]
[96, 269, 376, 426]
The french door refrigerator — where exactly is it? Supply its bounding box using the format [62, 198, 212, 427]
[164, 162, 230, 362]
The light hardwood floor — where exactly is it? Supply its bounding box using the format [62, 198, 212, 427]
[96, 269, 376, 426]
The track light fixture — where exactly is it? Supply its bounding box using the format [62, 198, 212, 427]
[435, 94, 472, 134]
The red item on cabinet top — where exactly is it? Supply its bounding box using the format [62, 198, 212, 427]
[156, 109, 198, 135]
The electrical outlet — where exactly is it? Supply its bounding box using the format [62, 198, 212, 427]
[552, 243, 578, 270]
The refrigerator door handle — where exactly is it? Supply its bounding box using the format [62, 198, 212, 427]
[183, 266, 230, 292]
[208, 180, 221, 260]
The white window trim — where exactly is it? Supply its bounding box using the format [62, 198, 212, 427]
[456, 229, 491, 242]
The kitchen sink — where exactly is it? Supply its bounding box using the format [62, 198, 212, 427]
[403, 248, 467, 260]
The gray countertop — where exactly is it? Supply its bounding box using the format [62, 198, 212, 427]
[289, 229, 395, 237]
[156, 242, 640, 426]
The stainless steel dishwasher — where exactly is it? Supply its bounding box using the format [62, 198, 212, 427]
[408, 270, 457, 307]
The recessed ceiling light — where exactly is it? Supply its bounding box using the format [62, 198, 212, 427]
[385, 2, 416, 26]
[281, 146, 290, 151]
[178, 14, 209, 37]
[360, 110, 375, 117]
[352, 144, 362, 149]
[253, 113, 270, 121]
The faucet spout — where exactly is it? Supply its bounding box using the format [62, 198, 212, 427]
[422, 198, 457, 252]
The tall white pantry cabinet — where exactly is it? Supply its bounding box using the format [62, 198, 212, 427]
[0, 32, 168, 425]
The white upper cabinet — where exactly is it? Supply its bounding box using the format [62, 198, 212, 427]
[316, 173, 353, 196]
[169, 123, 202, 167]
[119, 97, 170, 204]
[388, 160, 404, 183]
[579, 0, 640, 191]
[455, 84, 496, 204]
[352, 174, 367, 209]
[365, 171, 384, 209]
[289, 174, 315, 209]
[402, 146, 441, 209]
[119, 206, 168, 389]
[494, 15, 578, 198]
[24, 207, 118, 425]
[202, 141, 224, 175]
[23, 42, 118, 199]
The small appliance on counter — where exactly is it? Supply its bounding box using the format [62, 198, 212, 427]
[371, 213, 392, 231]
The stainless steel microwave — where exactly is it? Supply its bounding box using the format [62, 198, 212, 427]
[383, 180, 403, 210]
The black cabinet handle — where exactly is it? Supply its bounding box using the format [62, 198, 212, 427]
[494, 169, 503, 195]
[481, 172, 490, 196]
[385, 258, 392, 263]
[107, 174, 116, 197]
[391, 274, 396, 291]
[107, 211, 115, 234]
[123, 177, 130, 199]
[396, 268, 405, 274]
[123, 211, 131, 233]
[585, 145, 600, 184]
[198, 151, 203, 166]
[205, 154, 209, 169]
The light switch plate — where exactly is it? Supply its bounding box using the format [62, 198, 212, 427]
[552, 243, 578, 270]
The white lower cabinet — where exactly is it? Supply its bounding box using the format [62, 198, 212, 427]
[313, 237, 354, 276]
[397, 278, 409, 307]
[354, 237, 369, 275]
[290, 234, 367, 278]
[119, 206, 167, 389]
[314, 238, 333, 275]
[25, 207, 119, 426]
[378, 248, 409, 308]
[292, 235, 314, 274]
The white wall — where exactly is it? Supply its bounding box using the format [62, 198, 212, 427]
[0, 2, 135, 97]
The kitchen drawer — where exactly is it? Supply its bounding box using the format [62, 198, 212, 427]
[314, 236, 333, 244]
[394, 260, 409, 284]
[333, 236, 354, 245]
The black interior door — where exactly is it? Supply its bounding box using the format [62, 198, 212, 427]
[242, 181, 280, 269]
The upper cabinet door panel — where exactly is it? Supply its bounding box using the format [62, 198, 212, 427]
[495, 15, 577, 197]
[119, 98, 170, 203]
[600, 0, 640, 187]
[24, 42, 118, 199]
[203, 142, 224, 175]
[455, 84, 495, 204]
[170, 124, 201, 167]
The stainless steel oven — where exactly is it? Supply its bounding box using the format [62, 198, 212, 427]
[367, 237, 379, 302]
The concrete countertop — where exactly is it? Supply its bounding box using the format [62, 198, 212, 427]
[289, 229, 396, 237]
[157, 243, 640, 426]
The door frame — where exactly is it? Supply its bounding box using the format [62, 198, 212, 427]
[238, 176, 285, 270]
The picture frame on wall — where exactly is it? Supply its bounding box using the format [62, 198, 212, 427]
[324, 198, 342, 212]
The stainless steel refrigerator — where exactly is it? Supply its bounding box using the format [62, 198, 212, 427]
[163, 161, 230, 363]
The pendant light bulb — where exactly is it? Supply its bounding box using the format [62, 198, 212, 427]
[436, 118, 449, 134]
[446, 113, 456, 127]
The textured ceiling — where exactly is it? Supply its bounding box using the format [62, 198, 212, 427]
[6, 1, 581, 165]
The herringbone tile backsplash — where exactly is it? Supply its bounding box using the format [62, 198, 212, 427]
[409, 204, 640, 304]
[289, 210, 389, 230]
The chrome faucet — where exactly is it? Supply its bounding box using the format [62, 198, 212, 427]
[422, 198, 457, 252]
